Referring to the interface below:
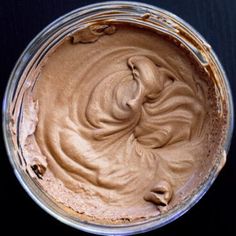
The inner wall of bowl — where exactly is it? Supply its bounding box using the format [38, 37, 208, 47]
[3, 2, 233, 235]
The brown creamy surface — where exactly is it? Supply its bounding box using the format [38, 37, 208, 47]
[19, 24, 221, 222]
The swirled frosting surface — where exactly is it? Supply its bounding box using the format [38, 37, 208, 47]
[22, 24, 217, 221]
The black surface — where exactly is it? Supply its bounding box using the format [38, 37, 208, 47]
[0, 0, 235, 235]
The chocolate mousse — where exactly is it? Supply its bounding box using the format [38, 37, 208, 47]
[12, 23, 225, 223]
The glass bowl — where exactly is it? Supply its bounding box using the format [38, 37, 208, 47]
[2, 1, 234, 235]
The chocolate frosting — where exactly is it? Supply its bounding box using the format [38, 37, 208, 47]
[18, 24, 218, 221]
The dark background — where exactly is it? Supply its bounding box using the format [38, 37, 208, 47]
[0, 0, 235, 235]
